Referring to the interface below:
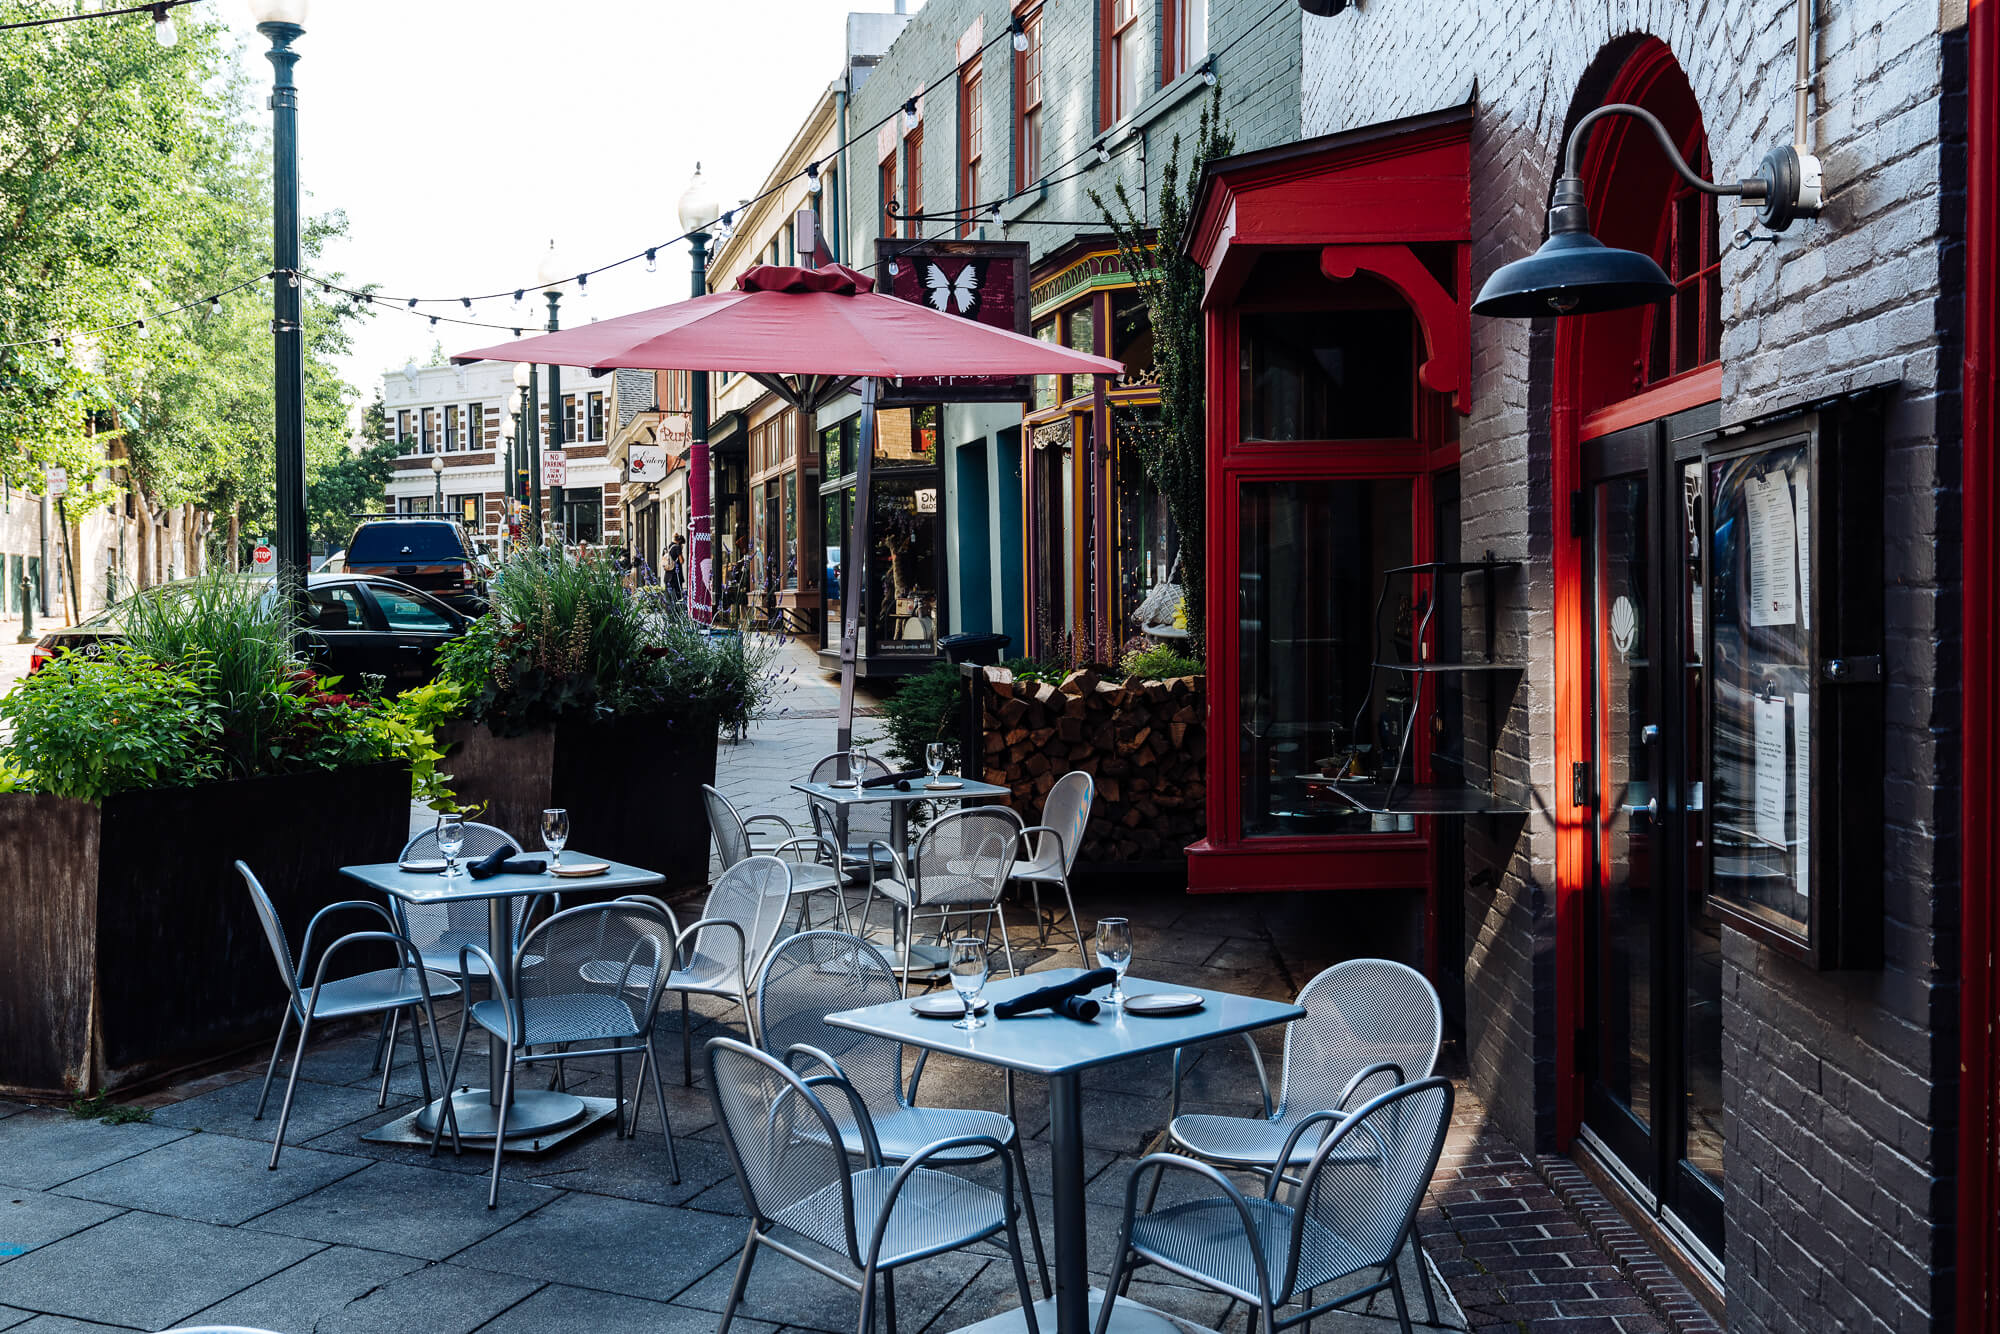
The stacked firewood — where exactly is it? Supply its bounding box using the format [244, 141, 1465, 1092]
[977, 666, 1206, 865]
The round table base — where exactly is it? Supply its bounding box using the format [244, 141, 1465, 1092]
[415, 1088, 589, 1140]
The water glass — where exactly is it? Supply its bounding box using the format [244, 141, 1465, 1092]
[437, 817, 466, 879]
[850, 745, 872, 784]
[926, 742, 947, 780]
[541, 808, 570, 870]
[1095, 917, 1133, 1006]
[948, 937, 990, 1030]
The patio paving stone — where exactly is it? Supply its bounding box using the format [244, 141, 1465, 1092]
[206, 1257, 539, 1334]
[0, 1309, 30, 1331]
[453, 1192, 742, 1302]
[476, 1282, 782, 1334]
[55, 1130, 367, 1227]
[0, 1191, 124, 1264]
[4, 1317, 139, 1332]
[0, 1115, 190, 1193]
[671, 1233, 989, 1334]
[242, 1161, 558, 1260]
[172, 1244, 426, 1331]
[148, 1074, 419, 1146]
[507, 1124, 733, 1208]
[0, 1211, 320, 1330]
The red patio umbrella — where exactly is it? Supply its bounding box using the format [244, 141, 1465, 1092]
[454, 262, 1123, 753]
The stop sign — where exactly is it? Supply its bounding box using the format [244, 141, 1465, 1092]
[252, 544, 274, 569]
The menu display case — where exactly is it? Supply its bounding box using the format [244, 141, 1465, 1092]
[1700, 398, 1883, 968]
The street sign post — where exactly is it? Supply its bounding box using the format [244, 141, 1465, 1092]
[44, 468, 67, 498]
[542, 450, 567, 489]
[252, 543, 275, 571]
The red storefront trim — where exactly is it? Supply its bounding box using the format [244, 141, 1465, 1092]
[1962, 0, 1999, 1324]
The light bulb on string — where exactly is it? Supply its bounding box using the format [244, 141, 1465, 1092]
[429, 315, 438, 326]
[1011, 16, 1029, 51]
[135, 318, 148, 338]
[903, 98, 919, 131]
[287, 270, 300, 288]
[806, 163, 821, 195]
[151, 4, 176, 47]
[645, 249, 658, 274]
[511, 289, 524, 316]
[461, 298, 471, 310]
[407, 297, 417, 308]
[1202, 65, 1216, 87]
[1096, 143, 1111, 165]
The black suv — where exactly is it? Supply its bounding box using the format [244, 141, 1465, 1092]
[344, 517, 488, 615]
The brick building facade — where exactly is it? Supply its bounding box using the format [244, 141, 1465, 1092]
[1169, 2, 1972, 1329]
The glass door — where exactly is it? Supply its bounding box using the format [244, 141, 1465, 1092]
[1581, 411, 1724, 1265]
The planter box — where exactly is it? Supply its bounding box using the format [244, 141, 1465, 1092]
[0, 762, 411, 1099]
[440, 712, 718, 889]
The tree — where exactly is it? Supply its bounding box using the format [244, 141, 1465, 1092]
[1090, 90, 1234, 655]
[306, 396, 398, 550]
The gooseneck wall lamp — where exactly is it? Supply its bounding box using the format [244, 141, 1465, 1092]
[1472, 102, 1822, 318]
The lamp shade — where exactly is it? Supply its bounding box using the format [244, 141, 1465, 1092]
[513, 361, 532, 388]
[431, 455, 445, 473]
[535, 240, 567, 293]
[246, 0, 310, 25]
[1472, 231, 1675, 317]
[677, 164, 721, 235]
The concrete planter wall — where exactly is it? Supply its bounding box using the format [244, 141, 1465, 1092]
[968, 666, 1205, 871]
[440, 712, 718, 888]
[0, 762, 411, 1099]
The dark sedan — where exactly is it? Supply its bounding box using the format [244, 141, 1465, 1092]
[31, 574, 471, 694]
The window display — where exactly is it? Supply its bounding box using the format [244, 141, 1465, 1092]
[869, 485, 939, 656]
[1238, 308, 1415, 441]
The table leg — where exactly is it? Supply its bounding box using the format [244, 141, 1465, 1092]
[1047, 1071, 1091, 1334]
[487, 895, 513, 1106]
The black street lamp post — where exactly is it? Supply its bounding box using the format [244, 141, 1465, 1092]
[431, 454, 445, 514]
[676, 166, 721, 621]
[536, 242, 566, 548]
[251, 0, 311, 609]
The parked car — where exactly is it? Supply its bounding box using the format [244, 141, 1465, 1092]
[31, 574, 470, 694]
[313, 549, 346, 574]
[342, 517, 487, 614]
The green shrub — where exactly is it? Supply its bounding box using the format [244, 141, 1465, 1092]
[1118, 643, 1203, 682]
[881, 663, 966, 772]
[0, 644, 223, 801]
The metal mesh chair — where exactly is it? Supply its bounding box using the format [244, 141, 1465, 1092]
[756, 931, 1048, 1291]
[1164, 959, 1443, 1174]
[659, 854, 795, 1085]
[237, 861, 457, 1170]
[706, 783, 847, 932]
[706, 1037, 1041, 1334]
[1012, 770, 1093, 952]
[432, 900, 681, 1207]
[1097, 1078, 1455, 1334]
[393, 824, 549, 975]
[857, 806, 1022, 994]
[806, 752, 901, 882]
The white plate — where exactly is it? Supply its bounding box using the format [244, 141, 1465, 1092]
[550, 861, 611, 878]
[1122, 992, 1206, 1017]
[398, 859, 447, 874]
[910, 994, 989, 1018]
[924, 779, 965, 790]
[826, 779, 861, 790]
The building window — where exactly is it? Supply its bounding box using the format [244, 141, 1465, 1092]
[444, 404, 459, 453]
[959, 58, 984, 236]
[396, 410, 412, 452]
[565, 494, 602, 546]
[1101, 0, 1144, 128]
[421, 407, 436, 452]
[1163, 0, 1205, 84]
[904, 125, 924, 236]
[561, 394, 577, 444]
[880, 154, 899, 241]
[1238, 307, 1415, 441]
[453, 494, 482, 531]
[467, 402, 484, 450]
[1014, 4, 1043, 191]
[586, 391, 605, 443]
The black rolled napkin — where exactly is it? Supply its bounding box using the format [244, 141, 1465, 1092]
[467, 846, 545, 880]
[862, 768, 927, 789]
[994, 967, 1118, 1019]
[1052, 995, 1101, 1022]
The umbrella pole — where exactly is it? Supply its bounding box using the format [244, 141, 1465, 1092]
[836, 376, 878, 757]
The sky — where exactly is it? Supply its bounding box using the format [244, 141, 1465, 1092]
[211, 0, 922, 418]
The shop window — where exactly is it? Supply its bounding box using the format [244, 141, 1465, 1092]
[1163, 0, 1205, 84]
[821, 423, 845, 478]
[959, 57, 984, 237]
[1238, 478, 1414, 837]
[1111, 287, 1155, 384]
[565, 495, 602, 546]
[823, 490, 850, 643]
[783, 472, 799, 588]
[1238, 308, 1415, 441]
[1115, 404, 1172, 638]
[453, 494, 481, 531]
[1063, 304, 1096, 403]
[871, 485, 939, 656]
[1014, 4, 1043, 191]
[1100, 0, 1143, 128]
[877, 405, 939, 467]
[1033, 318, 1060, 410]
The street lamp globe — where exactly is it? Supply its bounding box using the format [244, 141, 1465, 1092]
[430, 454, 444, 475]
[513, 360, 532, 389]
[245, 0, 309, 25]
[536, 239, 567, 294]
[678, 163, 722, 236]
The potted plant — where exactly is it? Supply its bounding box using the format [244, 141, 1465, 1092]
[0, 575, 423, 1099]
[431, 547, 782, 881]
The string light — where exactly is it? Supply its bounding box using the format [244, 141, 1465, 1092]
[1011, 15, 1029, 51]
[150, 4, 176, 47]
[645, 249, 657, 273]
[1095, 143, 1111, 165]
[903, 97, 919, 131]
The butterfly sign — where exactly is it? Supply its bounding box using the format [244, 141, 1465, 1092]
[924, 261, 981, 315]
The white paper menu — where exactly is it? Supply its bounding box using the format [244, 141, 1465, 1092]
[1754, 694, 1790, 850]
[1793, 471, 1811, 633]
[1747, 470, 1799, 627]
[1793, 692, 1811, 897]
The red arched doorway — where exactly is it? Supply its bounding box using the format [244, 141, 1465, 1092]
[1548, 37, 1727, 1269]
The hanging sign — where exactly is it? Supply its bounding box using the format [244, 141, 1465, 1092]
[658, 412, 693, 452]
[542, 450, 568, 488]
[628, 445, 668, 483]
[914, 487, 938, 514]
[872, 239, 1032, 408]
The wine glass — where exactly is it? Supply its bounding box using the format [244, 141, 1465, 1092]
[1095, 917, 1133, 1007]
[541, 808, 570, 871]
[850, 745, 872, 785]
[436, 816, 465, 879]
[926, 742, 947, 781]
[948, 937, 990, 1030]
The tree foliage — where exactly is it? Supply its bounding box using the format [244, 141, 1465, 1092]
[1090, 90, 1234, 654]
